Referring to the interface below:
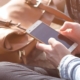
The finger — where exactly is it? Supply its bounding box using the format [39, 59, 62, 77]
[60, 21, 75, 31]
[48, 38, 68, 50]
[36, 42, 52, 51]
[48, 38, 60, 48]
[60, 29, 77, 42]
[60, 29, 73, 38]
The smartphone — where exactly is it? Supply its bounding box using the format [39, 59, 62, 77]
[26, 20, 78, 52]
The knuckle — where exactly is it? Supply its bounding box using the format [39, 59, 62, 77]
[64, 21, 70, 26]
[44, 48, 49, 51]
[44, 47, 51, 52]
[64, 21, 69, 24]
[53, 42, 61, 48]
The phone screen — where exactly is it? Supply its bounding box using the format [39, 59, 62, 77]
[29, 23, 74, 48]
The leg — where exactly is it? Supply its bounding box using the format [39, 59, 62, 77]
[24, 65, 60, 77]
[0, 62, 64, 80]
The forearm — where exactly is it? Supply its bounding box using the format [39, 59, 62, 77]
[58, 55, 80, 80]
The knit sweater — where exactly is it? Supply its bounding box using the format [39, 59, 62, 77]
[59, 55, 80, 80]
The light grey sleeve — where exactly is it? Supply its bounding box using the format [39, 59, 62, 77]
[58, 55, 80, 80]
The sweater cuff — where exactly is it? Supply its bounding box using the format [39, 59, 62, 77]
[58, 55, 77, 79]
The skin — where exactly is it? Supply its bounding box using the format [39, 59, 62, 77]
[60, 21, 80, 55]
[36, 21, 80, 67]
[36, 38, 70, 67]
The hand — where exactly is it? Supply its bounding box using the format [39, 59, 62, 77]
[36, 38, 70, 67]
[60, 21, 80, 55]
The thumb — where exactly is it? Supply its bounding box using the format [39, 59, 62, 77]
[60, 29, 73, 38]
[60, 21, 74, 31]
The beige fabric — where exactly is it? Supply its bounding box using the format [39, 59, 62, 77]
[0, 0, 10, 6]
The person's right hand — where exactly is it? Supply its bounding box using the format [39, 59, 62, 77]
[60, 21, 80, 55]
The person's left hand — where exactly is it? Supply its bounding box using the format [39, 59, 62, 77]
[36, 38, 71, 67]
